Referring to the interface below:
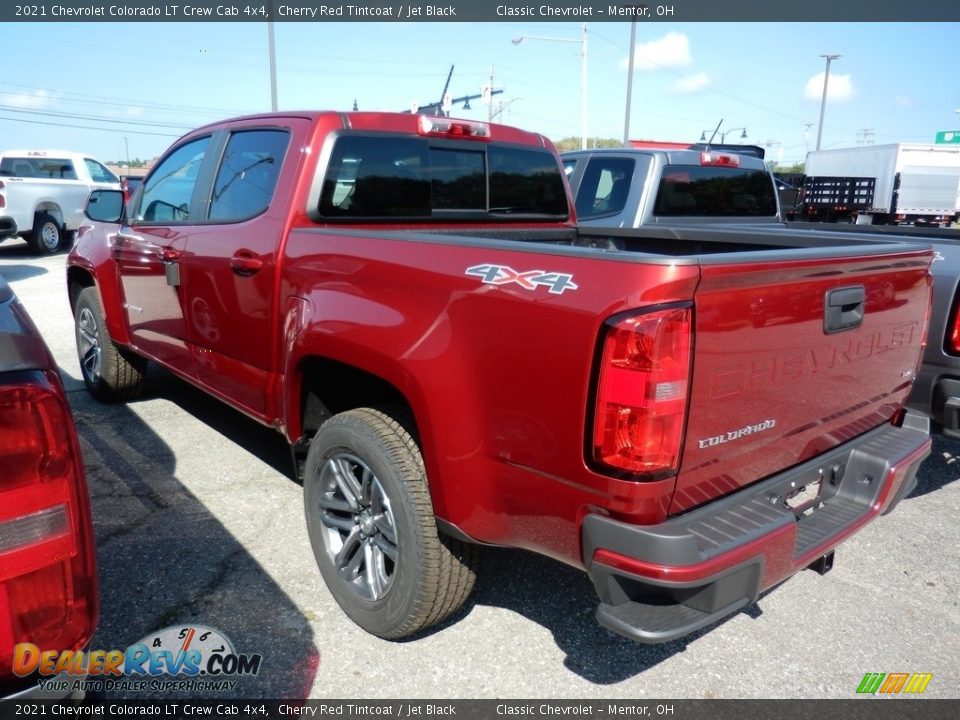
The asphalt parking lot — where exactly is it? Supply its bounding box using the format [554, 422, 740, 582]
[1, 240, 958, 700]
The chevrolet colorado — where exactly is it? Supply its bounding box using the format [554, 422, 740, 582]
[67, 111, 932, 643]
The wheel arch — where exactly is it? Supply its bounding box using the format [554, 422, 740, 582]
[285, 352, 457, 515]
[66, 264, 132, 346]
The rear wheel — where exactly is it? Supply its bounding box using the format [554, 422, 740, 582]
[303, 408, 476, 639]
[74, 287, 145, 402]
[28, 212, 63, 254]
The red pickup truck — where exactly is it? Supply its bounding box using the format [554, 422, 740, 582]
[68, 111, 933, 644]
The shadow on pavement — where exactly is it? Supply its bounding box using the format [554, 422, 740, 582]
[139, 365, 293, 479]
[424, 545, 765, 685]
[63, 384, 318, 699]
[909, 434, 960, 499]
[0, 263, 47, 283]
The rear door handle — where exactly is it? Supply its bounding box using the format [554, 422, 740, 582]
[824, 285, 865, 334]
[231, 250, 263, 276]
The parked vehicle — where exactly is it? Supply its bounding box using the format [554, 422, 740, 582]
[563, 147, 782, 227]
[0, 275, 98, 699]
[0, 149, 120, 254]
[119, 174, 144, 203]
[802, 143, 960, 226]
[69, 111, 932, 644]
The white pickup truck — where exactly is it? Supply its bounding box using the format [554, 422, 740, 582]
[0, 149, 120, 254]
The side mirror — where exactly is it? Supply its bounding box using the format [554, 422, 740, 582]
[86, 189, 125, 223]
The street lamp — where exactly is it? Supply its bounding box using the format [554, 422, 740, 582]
[815, 54, 841, 151]
[699, 127, 748, 143]
[513, 24, 588, 150]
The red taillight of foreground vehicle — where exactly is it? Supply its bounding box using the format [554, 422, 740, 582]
[0, 372, 98, 681]
[591, 305, 693, 478]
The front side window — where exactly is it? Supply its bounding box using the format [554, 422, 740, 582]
[318, 135, 568, 220]
[137, 137, 210, 223]
[84, 159, 119, 183]
[209, 129, 290, 222]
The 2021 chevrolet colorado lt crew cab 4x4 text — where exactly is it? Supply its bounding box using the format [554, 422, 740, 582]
[68, 111, 932, 643]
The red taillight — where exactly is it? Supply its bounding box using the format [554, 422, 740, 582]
[592, 306, 692, 477]
[0, 180, 5, 208]
[948, 292, 960, 355]
[700, 151, 739, 168]
[0, 373, 97, 680]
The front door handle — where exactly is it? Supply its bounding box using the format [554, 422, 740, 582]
[231, 250, 263, 276]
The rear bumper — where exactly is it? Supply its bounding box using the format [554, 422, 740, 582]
[582, 414, 931, 643]
[0, 216, 17, 240]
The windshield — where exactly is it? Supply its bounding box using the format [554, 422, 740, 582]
[654, 165, 777, 217]
[319, 135, 568, 220]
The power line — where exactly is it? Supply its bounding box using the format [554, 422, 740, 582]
[0, 114, 180, 138]
[0, 105, 195, 130]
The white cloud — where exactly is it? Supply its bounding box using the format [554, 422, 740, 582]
[894, 96, 914, 108]
[126, 106, 146, 117]
[674, 72, 711, 94]
[6, 89, 53, 109]
[804, 72, 854, 102]
[623, 32, 693, 71]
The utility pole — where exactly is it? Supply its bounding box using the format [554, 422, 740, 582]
[815, 54, 841, 151]
[857, 128, 876, 146]
[513, 24, 588, 150]
[488, 66, 495, 123]
[803, 122, 814, 154]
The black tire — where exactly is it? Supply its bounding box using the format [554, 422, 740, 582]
[74, 287, 146, 402]
[303, 408, 476, 639]
[28, 212, 64, 254]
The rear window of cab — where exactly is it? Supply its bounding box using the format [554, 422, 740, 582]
[318, 135, 569, 220]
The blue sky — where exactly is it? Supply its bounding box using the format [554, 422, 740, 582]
[1, 21, 957, 166]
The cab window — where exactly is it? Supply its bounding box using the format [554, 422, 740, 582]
[137, 137, 210, 223]
[208, 129, 290, 222]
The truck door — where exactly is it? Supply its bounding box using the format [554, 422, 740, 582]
[177, 125, 298, 419]
[113, 135, 213, 379]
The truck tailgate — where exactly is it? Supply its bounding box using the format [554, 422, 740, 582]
[671, 247, 931, 514]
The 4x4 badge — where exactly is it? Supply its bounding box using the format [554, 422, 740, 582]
[465, 263, 578, 295]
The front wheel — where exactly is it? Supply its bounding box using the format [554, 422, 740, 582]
[74, 287, 146, 402]
[303, 408, 476, 639]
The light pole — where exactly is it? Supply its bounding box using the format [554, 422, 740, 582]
[623, 18, 637, 147]
[513, 24, 588, 150]
[815, 54, 841, 151]
[699, 127, 748, 143]
[123, 137, 130, 169]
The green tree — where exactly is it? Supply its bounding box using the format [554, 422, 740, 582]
[553, 137, 625, 152]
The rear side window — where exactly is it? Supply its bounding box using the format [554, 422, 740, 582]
[0, 157, 78, 179]
[137, 137, 210, 223]
[574, 157, 636, 219]
[318, 135, 567, 220]
[84, 159, 118, 183]
[209, 129, 290, 222]
[654, 165, 777, 217]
